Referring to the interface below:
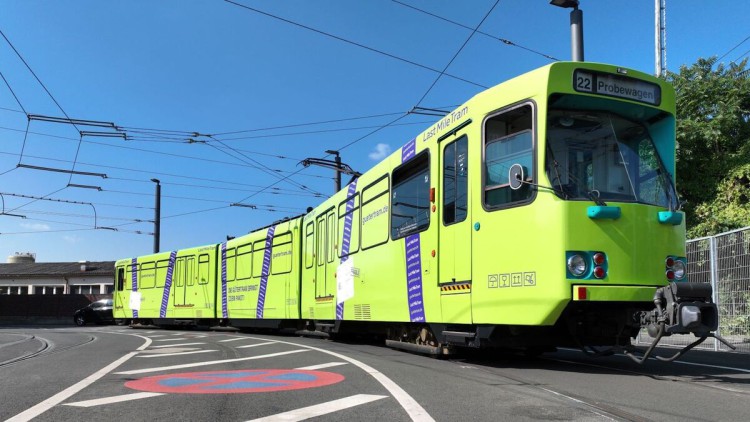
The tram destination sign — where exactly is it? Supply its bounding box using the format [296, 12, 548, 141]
[573, 70, 661, 106]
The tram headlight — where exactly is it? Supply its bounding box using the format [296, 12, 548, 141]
[567, 254, 587, 277]
[672, 260, 686, 280]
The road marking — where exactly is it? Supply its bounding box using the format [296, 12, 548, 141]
[246, 394, 387, 422]
[296, 362, 348, 370]
[674, 360, 750, 374]
[150, 342, 206, 348]
[236, 341, 277, 349]
[245, 336, 435, 422]
[115, 349, 309, 375]
[219, 337, 248, 342]
[146, 335, 169, 338]
[138, 349, 218, 358]
[5, 334, 152, 422]
[63, 392, 164, 407]
[154, 338, 191, 342]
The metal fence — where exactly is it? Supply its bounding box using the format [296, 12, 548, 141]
[635, 227, 750, 353]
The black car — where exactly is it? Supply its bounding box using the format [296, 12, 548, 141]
[73, 299, 114, 326]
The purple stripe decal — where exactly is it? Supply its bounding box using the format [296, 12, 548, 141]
[256, 226, 276, 319]
[336, 180, 358, 320]
[159, 251, 178, 318]
[221, 242, 228, 318]
[401, 138, 416, 162]
[130, 258, 138, 318]
[405, 233, 425, 322]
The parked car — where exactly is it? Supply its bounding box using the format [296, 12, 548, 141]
[73, 299, 114, 326]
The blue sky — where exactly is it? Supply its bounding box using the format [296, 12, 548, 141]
[1, 1, 748, 263]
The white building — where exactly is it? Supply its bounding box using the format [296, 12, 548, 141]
[0, 255, 114, 295]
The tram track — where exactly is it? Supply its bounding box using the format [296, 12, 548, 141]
[0, 332, 96, 368]
[442, 356, 652, 422]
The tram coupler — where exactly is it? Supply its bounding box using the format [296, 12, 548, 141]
[627, 282, 735, 364]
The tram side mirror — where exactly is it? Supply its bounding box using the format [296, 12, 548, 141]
[509, 163, 526, 190]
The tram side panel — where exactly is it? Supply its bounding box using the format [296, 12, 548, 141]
[113, 245, 219, 323]
[221, 219, 303, 326]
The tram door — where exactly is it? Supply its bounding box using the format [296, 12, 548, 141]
[174, 257, 186, 308]
[315, 209, 336, 301]
[439, 134, 472, 323]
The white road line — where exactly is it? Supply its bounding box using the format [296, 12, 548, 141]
[115, 349, 309, 375]
[295, 362, 348, 370]
[236, 341, 277, 349]
[673, 360, 750, 374]
[245, 336, 434, 422]
[138, 349, 218, 358]
[146, 335, 169, 338]
[154, 338, 190, 342]
[63, 392, 164, 408]
[5, 334, 152, 422]
[219, 337, 248, 342]
[150, 342, 206, 348]
[246, 394, 387, 422]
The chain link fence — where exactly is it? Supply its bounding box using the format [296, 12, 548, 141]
[635, 227, 750, 353]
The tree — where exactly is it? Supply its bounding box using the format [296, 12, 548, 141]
[667, 57, 750, 237]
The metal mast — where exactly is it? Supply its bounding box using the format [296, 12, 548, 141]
[655, 0, 667, 77]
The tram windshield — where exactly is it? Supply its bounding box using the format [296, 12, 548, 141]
[546, 109, 678, 209]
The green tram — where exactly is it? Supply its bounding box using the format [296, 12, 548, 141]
[115, 62, 729, 362]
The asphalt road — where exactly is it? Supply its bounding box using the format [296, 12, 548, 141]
[1, 326, 748, 421]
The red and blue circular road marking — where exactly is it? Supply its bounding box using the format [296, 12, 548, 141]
[125, 369, 345, 394]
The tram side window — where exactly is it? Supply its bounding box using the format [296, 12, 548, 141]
[236, 244, 252, 281]
[391, 151, 430, 239]
[338, 192, 360, 258]
[484, 104, 534, 208]
[304, 222, 314, 269]
[198, 254, 210, 285]
[117, 268, 124, 291]
[443, 136, 468, 225]
[156, 259, 169, 287]
[226, 247, 237, 282]
[361, 175, 389, 249]
[140, 262, 156, 289]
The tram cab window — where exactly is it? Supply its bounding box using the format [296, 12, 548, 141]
[483, 104, 534, 208]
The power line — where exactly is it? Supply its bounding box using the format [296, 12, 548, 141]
[209, 111, 405, 136]
[391, 0, 558, 61]
[414, 0, 500, 107]
[0, 29, 85, 182]
[718, 33, 750, 62]
[223, 0, 487, 89]
[0, 70, 28, 115]
[0, 149, 328, 197]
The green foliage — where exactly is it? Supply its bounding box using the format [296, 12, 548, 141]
[666, 57, 750, 236]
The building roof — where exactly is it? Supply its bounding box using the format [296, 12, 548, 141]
[0, 261, 114, 278]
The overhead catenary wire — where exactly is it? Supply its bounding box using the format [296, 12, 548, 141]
[391, 0, 558, 62]
[0, 29, 85, 184]
[413, 0, 501, 108]
[718, 33, 750, 62]
[0, 149, 328, 197]
[223, 0, 487, 89]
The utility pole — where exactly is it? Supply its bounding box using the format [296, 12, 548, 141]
[151, 178, 161, 253]
[655, 0, 667, 77]
[300, 151, 361, 194]
[328, 150, 342, 192]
